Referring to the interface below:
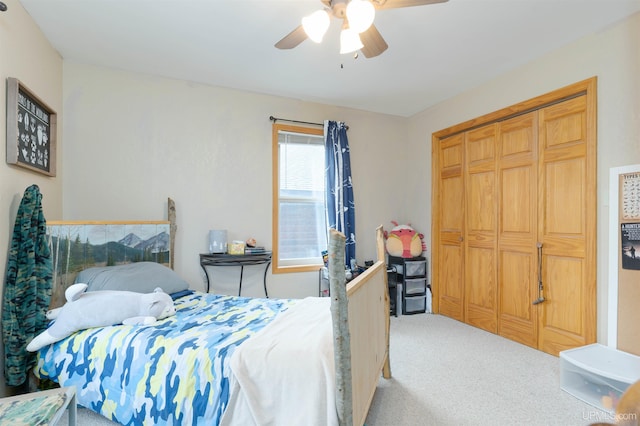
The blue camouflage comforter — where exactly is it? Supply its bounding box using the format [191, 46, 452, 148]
[34, 292, 295, 425]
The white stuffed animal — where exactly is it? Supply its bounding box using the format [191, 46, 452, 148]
[26, 283, 176, 352]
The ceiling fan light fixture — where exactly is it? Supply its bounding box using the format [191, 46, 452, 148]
[302, 9, 331, 43]
[346, 0, 375, 33]
[340, 27, 364, 54]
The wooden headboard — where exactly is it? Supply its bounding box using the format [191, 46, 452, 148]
[46, 220, 172, 308]
[46, 199, 176, 308]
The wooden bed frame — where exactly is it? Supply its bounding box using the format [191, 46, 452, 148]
[326, 226, 391, 425]
[44, 206, 391, 425]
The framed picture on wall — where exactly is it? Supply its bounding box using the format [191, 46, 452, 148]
[6, 77, 57, 176]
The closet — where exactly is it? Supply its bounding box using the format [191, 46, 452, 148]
[431, 78, 597, 356]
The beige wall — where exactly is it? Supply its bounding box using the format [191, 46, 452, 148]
[407, 12, 640, 344]
[61, 63, 407, 298]
[0, 0, 63, 395]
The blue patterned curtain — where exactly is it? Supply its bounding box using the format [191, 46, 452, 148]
[324, 120, 356, 269]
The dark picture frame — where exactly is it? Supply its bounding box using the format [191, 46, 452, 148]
[6, 77, 57, 176]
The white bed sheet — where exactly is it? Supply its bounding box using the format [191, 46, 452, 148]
[220, 297, 338, 426]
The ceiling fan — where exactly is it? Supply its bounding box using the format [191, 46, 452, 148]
[275, 0, 448, 58]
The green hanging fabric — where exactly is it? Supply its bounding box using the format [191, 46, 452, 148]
[3, 184, 53, 386]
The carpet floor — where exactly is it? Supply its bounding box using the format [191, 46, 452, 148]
[365, 313, 611, 426]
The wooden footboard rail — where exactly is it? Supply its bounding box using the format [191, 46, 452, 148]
[329, 226, 391, 426]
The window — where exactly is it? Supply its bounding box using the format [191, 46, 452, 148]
[272, 123, 326, 273]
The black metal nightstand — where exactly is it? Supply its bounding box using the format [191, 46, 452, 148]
[199, 251, 272, 297]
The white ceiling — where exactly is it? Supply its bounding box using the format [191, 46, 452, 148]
[17, 0, 640, 117]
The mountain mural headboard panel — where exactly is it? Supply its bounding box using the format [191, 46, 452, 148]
[46, 221, 171, 309]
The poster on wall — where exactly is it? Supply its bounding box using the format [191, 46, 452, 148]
[621, 172, 640, 220]
[5, 77, 57, 176]
[621, 223, 640, 270]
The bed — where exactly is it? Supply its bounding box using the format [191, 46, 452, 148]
[31, 209, 391, 425]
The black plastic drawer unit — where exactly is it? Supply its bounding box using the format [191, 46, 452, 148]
[404, 278, 427, 295]
[403, 294, 427, 315]
[403, 259, 426, 277]
[388, 255, 428, 315]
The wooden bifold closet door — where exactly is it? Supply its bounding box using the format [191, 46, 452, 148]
[431, 79, 597, 356]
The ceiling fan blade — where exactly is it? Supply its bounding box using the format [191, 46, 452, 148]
[360, 24, 388, 58]
[275, 25, 308, 50]
[372, 0, 448, 10]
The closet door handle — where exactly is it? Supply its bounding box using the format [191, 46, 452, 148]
[533, 242, 545, 305]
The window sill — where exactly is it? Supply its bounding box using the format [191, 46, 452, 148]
[272, 263, 322, 274]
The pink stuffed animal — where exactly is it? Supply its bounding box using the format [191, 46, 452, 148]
[384, 221, 425, 258]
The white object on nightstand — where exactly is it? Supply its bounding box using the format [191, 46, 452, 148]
[0, 386, 76, 425]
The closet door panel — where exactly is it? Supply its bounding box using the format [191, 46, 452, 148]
[544, 158, 585, 236]
[543, 256, 584, 335]
[437, 134, 465, 321]
[441, 176, 464, 230]
[466, 246, 497, 332]
[465, 124, 498, 332]
[497, 112, 538, 348]
[439, 243, 464, 320]
[501, 167, 533, 233]
[439, 173, 464, 319]
[467, 170, 495, 231]
[499, 251, 537, 347]
[538, 95, 596, 356]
